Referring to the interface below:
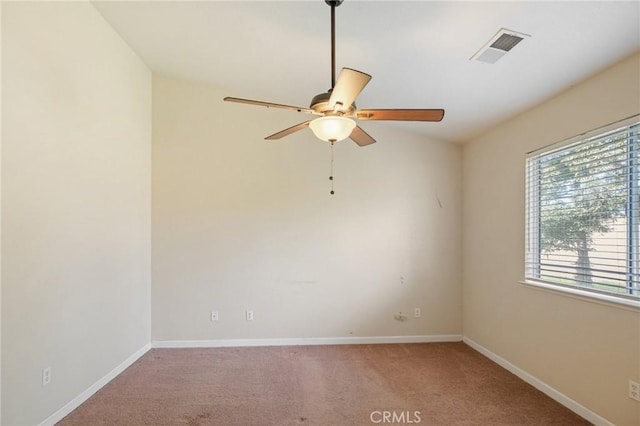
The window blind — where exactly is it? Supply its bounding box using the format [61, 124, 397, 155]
[525, 119, 640, 301]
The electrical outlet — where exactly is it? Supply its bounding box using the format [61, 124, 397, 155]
[414, 308, 421, 318]
[42, 367, 51, 386]
[246, 310, 254, 321]
[630, 379, 640, 402]
[211, 311, 219, 321]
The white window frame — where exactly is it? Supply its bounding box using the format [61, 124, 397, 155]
[523, 115, 640, 310]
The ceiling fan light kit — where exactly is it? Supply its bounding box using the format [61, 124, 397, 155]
[309, 116, 356, 143]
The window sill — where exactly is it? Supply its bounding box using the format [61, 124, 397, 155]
[520, 280, 640, 312]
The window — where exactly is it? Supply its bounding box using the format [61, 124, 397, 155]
[525, 117, 640, 305]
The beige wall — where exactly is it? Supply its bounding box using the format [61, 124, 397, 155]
[463, 52, 640, 426]
[1, 2, 151, 425]
[152, 75, 462, 341]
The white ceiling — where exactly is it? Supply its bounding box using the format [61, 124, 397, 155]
[92, 0, 640, 143]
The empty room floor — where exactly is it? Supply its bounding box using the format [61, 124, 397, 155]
[59, 343, 589, 425]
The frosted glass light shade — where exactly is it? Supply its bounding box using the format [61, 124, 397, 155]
[309, 116, 356, 142]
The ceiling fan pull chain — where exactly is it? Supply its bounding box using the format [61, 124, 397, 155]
[329, 140, 335, 195]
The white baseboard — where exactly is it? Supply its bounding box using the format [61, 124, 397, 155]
[462, 336, 613, 426]
[152, 334, 462, 348]
[39, 342, 151, 426]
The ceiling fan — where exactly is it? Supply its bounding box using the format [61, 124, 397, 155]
[224, 0, 445, 147]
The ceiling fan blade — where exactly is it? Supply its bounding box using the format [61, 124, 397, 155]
[265, 121, 312, 140]
[328, 68, 372, 112]
[350, 125, 376, 147]
[224, 97, 317, 115]
[356, 109, 445, 122]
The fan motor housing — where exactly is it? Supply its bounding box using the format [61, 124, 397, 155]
[310, 91, 355, 115]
